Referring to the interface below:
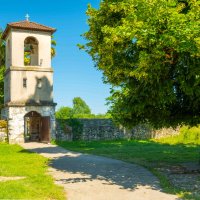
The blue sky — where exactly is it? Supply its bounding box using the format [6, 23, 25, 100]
[0, 0, 111, 114]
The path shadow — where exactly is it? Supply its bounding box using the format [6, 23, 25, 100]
[22, 145, 169, 193]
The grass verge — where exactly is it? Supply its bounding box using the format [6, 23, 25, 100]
[0, 143, 66, 200]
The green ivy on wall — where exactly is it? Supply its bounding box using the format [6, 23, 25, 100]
[57, 119, 83, 141]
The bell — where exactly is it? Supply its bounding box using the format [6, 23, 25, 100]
[24, 44, 34, 53]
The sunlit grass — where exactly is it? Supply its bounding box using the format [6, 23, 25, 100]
[54, 139, 200, 165]
[0, 143, 66, 200]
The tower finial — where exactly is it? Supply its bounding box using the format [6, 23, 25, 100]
[25, 14, 30, 21]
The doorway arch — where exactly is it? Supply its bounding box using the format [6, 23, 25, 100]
[24, 111, 41, 142]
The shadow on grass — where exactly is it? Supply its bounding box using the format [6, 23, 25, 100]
[20, 139, 200, 200]
[21, 145, 164, 192]
[21, 140, 199, 199]
[55, 140, 200, 165]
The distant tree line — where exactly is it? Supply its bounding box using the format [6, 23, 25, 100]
[56, 97, 111, 119]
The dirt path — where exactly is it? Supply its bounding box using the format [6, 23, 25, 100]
[21, 142, 179, 200]
[0, 177, 25, 182]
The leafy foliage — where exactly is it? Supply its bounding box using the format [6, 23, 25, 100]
[0, 120, 7, 128]
[56, 97, 111, 119]
[0, 30, 5, 106]
[0, 30, 5, 66]
[24, 35, 57, 65]
[51, 35, 57, 58]
[55, 97, 111, 140]
[158, 125, 200, 145]
[0, 66, 5, 106]
[82, 0, 200, 128]
[67, 119, 83, 140]
[55, 106, 73, 119]
[72, 97, 91, 116]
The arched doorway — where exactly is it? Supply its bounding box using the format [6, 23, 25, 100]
[24, 111, 41, 142]
[24, 111, 51, 143]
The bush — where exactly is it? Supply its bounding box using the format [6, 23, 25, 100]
[156, 125, 200, 145]
[180, 126, 200, 144]
[0, 120, 7, 128]
[57, 119, 83, 141]
[67, 119, 83, 141]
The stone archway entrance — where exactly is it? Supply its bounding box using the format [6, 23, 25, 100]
[24, 111, 50, 142]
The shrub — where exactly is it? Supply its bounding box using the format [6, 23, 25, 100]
[180, 126, 200, 144]
[0, 120, 7, 128]
[67, 119, 83, 141]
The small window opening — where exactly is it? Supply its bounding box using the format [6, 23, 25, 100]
[23, 78, 27, 88]
[37, 79, 42, 88]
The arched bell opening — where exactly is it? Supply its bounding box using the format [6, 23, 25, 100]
[24, 111, 41, 142]
[24, 36, 39, 66]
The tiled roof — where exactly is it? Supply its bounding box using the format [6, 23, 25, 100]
[2, 20, 56, 39]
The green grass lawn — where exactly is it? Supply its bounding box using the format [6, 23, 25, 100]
[0, 143, 66, 200]
[54, 139, 200, 166]
[54, 137, 200, 199]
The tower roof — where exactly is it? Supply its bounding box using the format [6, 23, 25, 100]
[2, 20, 56, 40]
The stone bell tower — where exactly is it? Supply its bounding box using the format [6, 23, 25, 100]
[1, 17, 57, 144]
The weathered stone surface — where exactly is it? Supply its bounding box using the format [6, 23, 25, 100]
[56, 122, 73, 141]
[0, 120, 8, 142]
[56, 119, 180, 141]
[1, 106, 56, 144]
[0, 129, 7, 142]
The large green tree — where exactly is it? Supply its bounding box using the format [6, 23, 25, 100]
[81, 0, 200, 127]
[72, 97, 91, 116]
[56, 97, 92, 119]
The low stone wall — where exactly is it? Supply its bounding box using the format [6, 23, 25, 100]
[0, 120, 8, 142]
[152, 126, 180, 139]
[125, 124, 180, 140]
[56, 121, 73, 141]
[56, 119, 180, 141]
[79, 119, 125, 141]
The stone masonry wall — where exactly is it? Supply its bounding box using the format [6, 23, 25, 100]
[0, 120, 8, 142]
[1, 106, 56, 144]
[79, 119, 125, 141]
[56, 119, 180, 141]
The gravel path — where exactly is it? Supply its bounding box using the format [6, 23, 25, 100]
[21, 142, 179, 200]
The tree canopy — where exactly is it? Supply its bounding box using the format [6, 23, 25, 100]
[72, 97, 91, 116]
[81, 0, 200, 128]
[56, 97, 91, 119]
[55, 106, 73, 119]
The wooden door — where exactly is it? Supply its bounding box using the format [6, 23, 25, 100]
[41, 117, 50, 142]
